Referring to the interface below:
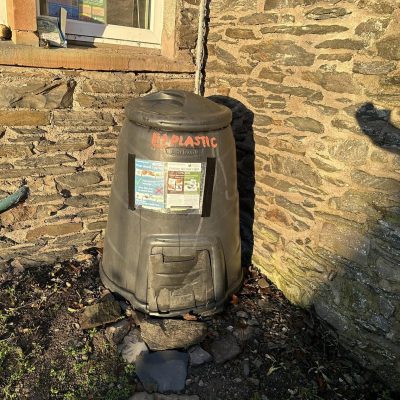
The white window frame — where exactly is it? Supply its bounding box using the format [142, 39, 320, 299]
[36, 0, 164, 48]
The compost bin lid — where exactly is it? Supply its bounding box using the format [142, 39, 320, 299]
[125, 90, 232, 132]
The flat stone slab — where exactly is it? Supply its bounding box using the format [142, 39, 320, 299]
[140, 319, 207, 350]
[188, 345, 213, 367]
[129, 393, 199, 400]
[119, 328, 149, 363]
[79, 300, 121, 329]
[136, 350, 189, 393]
[210, 334, 241, 364]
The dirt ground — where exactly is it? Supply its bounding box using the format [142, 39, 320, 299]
[0, 255, 397, 400]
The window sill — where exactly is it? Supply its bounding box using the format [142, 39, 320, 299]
[0, 42, 195, 73]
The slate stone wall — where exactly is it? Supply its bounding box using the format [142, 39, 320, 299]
[0, 0, 197, 270]
[205, 0, 400, 389]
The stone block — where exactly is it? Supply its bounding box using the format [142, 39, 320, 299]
[260, 25, 348, 35]
[26, 222, 83, 240]
[140, 319, 207, 350]
[351, 170, 399, 192]
[225, 28, 256, 40]
[264, 0, 318, 10]
[241, 40, 315, 66]
[213, 0, 257, 12]
[0, 110, 50, 126]
[52, 111, 114, 127]
[55, 171, 103, 191]
[247, 79, 323, 101]
[357, 0, 396, 14]
[328, 139, 369, 166]
[318, 221, 370, 265]
[305, 7, 350, 20]
[302, 71, 358, 94]
[285, 116, 324, 133]
[355, 18, 390, 38]
[353, 61, 396, 75]
[276, 196, 314, 220]
[315, 39, 365, 50]
[376, 35, 400, 61]
[271, 155, 322, 187]
[239, 13, 278, 25]
[82, 79, 151, 95]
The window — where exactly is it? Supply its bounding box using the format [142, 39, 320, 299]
[36, 0, 164, 48]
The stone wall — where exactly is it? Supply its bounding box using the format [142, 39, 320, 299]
[0, 0, 198, 270]
[205, 0, 400, 389]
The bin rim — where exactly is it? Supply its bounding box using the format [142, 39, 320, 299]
[124, 89, 232, 132]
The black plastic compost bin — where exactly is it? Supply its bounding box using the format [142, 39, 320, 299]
[100, 89, 242, 317]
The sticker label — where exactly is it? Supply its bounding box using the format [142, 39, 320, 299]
[166, 162, 202, 210]
[134, 159, 204, 213]
[135, 159, 165, 210]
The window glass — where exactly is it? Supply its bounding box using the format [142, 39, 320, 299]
[39, 0, 151, 29]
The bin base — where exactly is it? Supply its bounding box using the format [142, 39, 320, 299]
[99, 260, 243, 318]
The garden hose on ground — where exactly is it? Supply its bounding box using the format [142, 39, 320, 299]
[0, 186, 29, 213]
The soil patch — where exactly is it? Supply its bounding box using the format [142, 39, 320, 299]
[0, 256, 396, 400]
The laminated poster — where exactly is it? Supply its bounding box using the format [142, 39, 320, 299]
[135, 160, 203, 213]
[135, 159, 165, 210]
[166, 162, 202, 211]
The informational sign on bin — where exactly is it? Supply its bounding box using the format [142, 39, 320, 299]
[135, 159, 204, 213]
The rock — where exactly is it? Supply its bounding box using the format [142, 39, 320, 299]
[55, 171, 103, 191]
[26, 222, 84, 241]
[264, 0, 319, 10]
[328, 139, 369, 166]
[105, 319, 131, 344]
[140, 319, 207, 350]
[241, 40, 315, 66]
[239, 13, 278, 25]
[315, 39, 365, 50]
[79, 300, 121, 329]
[188, 345, 212, 367]
[260, 25, 348, 35]
[136, 350, 189, 393]
[119, 329, 149, 363]
[271, 155, 322, 187]
[258, 278, 269, 289]
[236, 311, 249, 319]
[376, 35, 400, 60]
[305, 7, 349, 20]
[129, 393, 199, 400]
[210, 335, 241, 364]
[226, 28, 256, 40]
[353, 61, 396, 75]
[302, 71, 358, 94]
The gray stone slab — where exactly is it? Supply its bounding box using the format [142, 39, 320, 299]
[136, 350, 189, 393]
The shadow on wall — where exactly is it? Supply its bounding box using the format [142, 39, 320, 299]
[208, 96, 255, 268]
[356, 103, 400, 153]
[309, 102, 400, 392]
